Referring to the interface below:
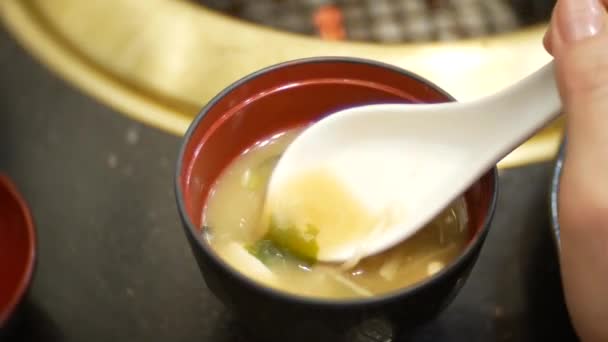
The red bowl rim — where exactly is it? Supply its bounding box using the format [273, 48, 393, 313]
[175, 56, 499, 306]
[0, 174, 37, 326]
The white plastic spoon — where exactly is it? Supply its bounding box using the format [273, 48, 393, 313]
[265, 61, 561, 263]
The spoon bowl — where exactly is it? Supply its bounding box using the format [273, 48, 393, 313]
[267, 61, 561, 263]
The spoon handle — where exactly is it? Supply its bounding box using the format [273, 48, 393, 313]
[475, 61, 561, 152]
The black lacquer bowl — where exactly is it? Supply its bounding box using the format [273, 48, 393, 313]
[175, 57, 499, 342]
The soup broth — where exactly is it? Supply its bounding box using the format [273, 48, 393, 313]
[203, 129, 469, 299]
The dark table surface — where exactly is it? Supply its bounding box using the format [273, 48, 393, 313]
[0, 26, 578, 341]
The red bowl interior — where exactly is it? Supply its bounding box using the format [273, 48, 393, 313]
[179, 58, 495, 246]
[0, 175, 36, 326]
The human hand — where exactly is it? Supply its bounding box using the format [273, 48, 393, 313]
[544, 0, 608, 341]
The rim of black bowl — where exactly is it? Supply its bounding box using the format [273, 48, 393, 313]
[0, 174, 37, 327]
[549, 139, 566, 250]
[175, 56, 499, 307]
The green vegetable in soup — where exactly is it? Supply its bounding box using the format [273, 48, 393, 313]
[246, 239, 286, 265]
[264, 216, 319, 263]
[246, 239, 313, 267]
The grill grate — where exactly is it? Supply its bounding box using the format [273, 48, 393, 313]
[196, 0, 554, 43]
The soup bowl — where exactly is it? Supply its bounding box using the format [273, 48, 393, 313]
[0, 174, 36, 334]
[175, 57, 498, 342]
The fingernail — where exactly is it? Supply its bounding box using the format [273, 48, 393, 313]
[557, 0, 605, 42]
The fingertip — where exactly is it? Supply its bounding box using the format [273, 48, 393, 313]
[555, 0, 606, 43]
[543, 27, 553, 54]
[544, 4, 560, 55]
